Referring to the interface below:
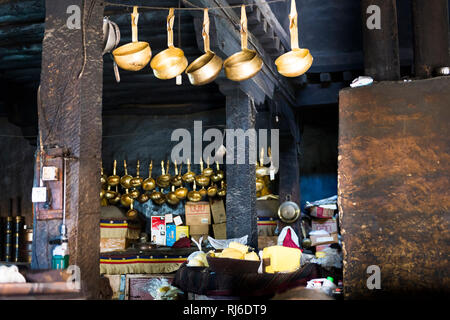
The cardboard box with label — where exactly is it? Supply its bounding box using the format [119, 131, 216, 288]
[151, 216, 166, 246]
[189, 224, 209, 236]
[310, 231, 338, 246]
[312, 218, 338, 234]
[176, 226, 189, 240]
[185, 201, 211, 225]
[166, 224, 176, 247]
[212, 223, 226, 239]
[308, 204, 336, 219]
[210, 199, 226, 224]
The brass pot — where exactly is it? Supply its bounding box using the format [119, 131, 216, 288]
[211, 161, 224, 183]
[224, 6, 263, 81]
[275, 0, 313, 77]
[129, 188, 140, 199]
[150, 8, 188, 80]
[156, 160, 171, 188]
[120, 189, 133, 207]
[120, 160, 133, 189]
[186, 9, 223, 86]
[112, 6, 152, 71]
[195, 158, 210, 187]
[143, 161, 156, 191]
[167, 186, 180, 206]
[130, 160, 143, 188]
[207, 183, 218, 198]
[126, 200, 138, 220]
[187, 181, 202, 202]
[138, 192, 149, 204]
[182, 158, 195, 183]
[170, 161, 183, 187]
[105, 185, 117, 200]
[107, 160, 120, 187]
[217, 181, 227, 197]
[109, 186, 121, 205]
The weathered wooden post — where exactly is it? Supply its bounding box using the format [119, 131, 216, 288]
[412, 0, 450, 78]
[360, 0, 400, 81]
[35, 0, 103, 298]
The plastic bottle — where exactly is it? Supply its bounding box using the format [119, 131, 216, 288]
[321, 276, 337, 296]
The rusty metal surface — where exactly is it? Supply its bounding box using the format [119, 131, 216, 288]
[338, 77, 450, 299]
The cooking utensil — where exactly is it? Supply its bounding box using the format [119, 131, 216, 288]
[195, 158, 210, 187]
[203, 157, 214, 177]
[107, 160, 120, 186]
[278, 195, 300, 223]
[120, 160, 133, 189]
[138, 190, 149, 203]
[149, 187, 165, 205]
[150, 8, 188, 80]
[256, 148, 270, 178]
[217, 180, 227, 197]
[126, 200, 138, 219]
[187, 181, 202, 202]
[100, 188, 106, 199]
[103, 16, 122, 83]
[275, 0, 313, 77]
[109, 186, 121, 205]
[112, 6, 152, 71]
[105, 185, 117, 200]
[142, 161, 156, 191]
[224, 5, 263, 81]
[182, 158, 196, 183]
[211, 161, 224, 183]
[175, 164, 188, 199]
[156, 160, 171, 188]
[120, 189, 133, 207]
[170, 161, 183, 187]
[154, 188, 167, 205]
[130, 160, 144, 188]
[100, 165, 107, 186]
[186, 9, 223, 85]
[207, 183, 218, 198]
[167, 185, 180, 206]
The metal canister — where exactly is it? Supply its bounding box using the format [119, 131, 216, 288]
[13, 216, 23, 262]
[3, 216, 13, 262]
[20, 227, 33, 263]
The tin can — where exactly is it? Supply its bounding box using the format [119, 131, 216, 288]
[20, 228, 33, 263]
[3, 216, 13, 262]
[13, 216, 23, 262]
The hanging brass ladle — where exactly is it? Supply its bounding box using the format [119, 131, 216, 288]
[142, 161, 156, 191]
[107, 160, 120, 186]
[170, 161, 183, 187]
[153, 188, 167, 206]
[275, 0, 313, 77]
[175, 163, 188, 200]
[224, 5, 263, 81]
[109, 186, 121, 205]
[203, 157, 214, 177]
[113, 6, 152, 71]
[195, 158, 210, 187]
[167, 185, 180, 206]
[121, 189, 133, 207]
[120, 160, 133, 189]
[217, 180, 227, 197]
[130, 160, 143, 188]
[156, 160, 171, 188]
[182, 158, 195, 183]
[186, 8, 223, 85]
[105, 185, 117, 200]
[100, 164, 107, 186]
[151, 8, 188, 80]
[211, 161, 224, 183]
[126, 200, 138, 220]
[207, 183, 218, 198]
[187, 181, 202, 202]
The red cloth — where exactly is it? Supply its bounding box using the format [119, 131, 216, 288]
[172, 237, 191, 248]
[282, 228, 300, 249]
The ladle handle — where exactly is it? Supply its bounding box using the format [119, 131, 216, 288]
[289, 0, 299, 49]
[167, 8, 175, 48]
[240, 5, 248, 50]
[131, 6, 139, 43]
[202, 8, 210, 53]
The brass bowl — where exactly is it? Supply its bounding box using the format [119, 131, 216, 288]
[120, 174, 133, 189]
[109, 193, 121, 205]
[107, 175, 120, 187]
[120, 192, 133, 207]
[175, 187, 188, 199]
[143, 177, 156, 191]
[199, 187, 207, 198]
[105, 188, 117, 200]
[167, 191, 180, 206]
[130, 176, 143, 188]
[151, 47, 188, 80]
[217, 181, 227, 197]
[203, 166, 214, 177]
[152, 191, 166, 205]
[138, 193, 149, 204]
[207, 184, 218, 197]
[157, 175, 171, 188]
[113, 42, 151, 71]
[224, 48, 263, 81]
[182, 171, 195, 183]
[275, 48, 313, 78]
[186, 51, 223, 85]
[126, 207, 138, 219]
[195, 174, 210, 187]
[187, 190, 202, 202]
[129, 188, 140, 199]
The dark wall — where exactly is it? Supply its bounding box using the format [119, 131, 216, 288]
[298, 104, 338, 209]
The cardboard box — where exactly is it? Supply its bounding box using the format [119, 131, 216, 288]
[212, 223, 227, 239]
[166, 224, 176, 247]
[258, 236, 278, 250]
[210, 199, 226, 224]
[176, 226, 189, 240]
[189, 224, 209, 235]
[308, 205, 336, 219]
[151, 216, 166, 245]
[185, 201, 211, 225]
[312, 218, 338, 234]
[315, 244, 331, 252]
[100, 238, 127, 253]
[310, 232, 338, 246]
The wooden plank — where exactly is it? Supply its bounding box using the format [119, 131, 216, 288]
[338, 77, 450, 299]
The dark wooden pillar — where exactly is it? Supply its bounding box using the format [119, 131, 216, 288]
[222, 85, 258, 249]
[35, 0, 103, 298]
[412, 0, 450, 78]
[361, 0, 400, 81]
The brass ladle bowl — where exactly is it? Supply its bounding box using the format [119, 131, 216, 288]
[202, 157, 214, 177]
[187, 181, 202, 202]
[156, 160, 171, 188]
[150, 8, 188, 80]
[138, 192, 149, 204]
[126, 200, 138, 220]
[129, 160, 143, 188]
[142, 161, 156, 191]
[107, 160, 120, 187]
[207, 183, 218, 198]
[150, 189, 164, 204]
[199, 187, 207, 199]
[120, 189, 133, 207]
[105, 185, 117, 200]
[167, 186, 180, 206]
[224, 6, 263, 81]
[100, 188, 106, 199]
[195, 158, 210, 187]
[275, 0, 313, 77]
[211, 161, 224, 183]
[182, 158, 196, 183]
[109, 186, 121, 205]
[129, 188, 140, 199]
[120, 160, 133, 189]
[186, 9, 223, 86]
[175, 165, 188, 200]
[101, 166, 107, 186]
[152, 188, 167, 206]
[217, 181, 227, 197]
[113, 6, 152, 71]
[170, 161, 183, 187]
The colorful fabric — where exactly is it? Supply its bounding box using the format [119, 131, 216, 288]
[257, 216, 278, 236]
[100, 219, 141, 239]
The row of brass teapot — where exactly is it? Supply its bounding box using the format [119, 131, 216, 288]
[100, 158, 227, 207]
[111, 1, 312, 85]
